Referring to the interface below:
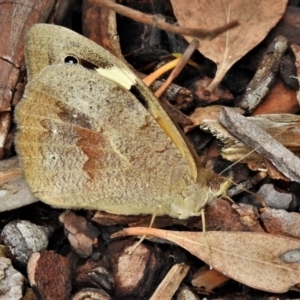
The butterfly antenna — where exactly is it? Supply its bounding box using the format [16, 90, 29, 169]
[219, 147, 258, 176]
[220, 126, 291, 176]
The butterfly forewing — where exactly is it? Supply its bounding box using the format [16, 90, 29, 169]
[25, 24, 199, 181]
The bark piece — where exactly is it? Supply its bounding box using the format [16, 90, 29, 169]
[232, 204, 261, 228]
[0, 0, 56, 111]
[105, 239, 170, 299]
[1, 220, 51, 266]
[0, 177, 38, 212]
[0, 157, 38, 212]
[74, 258, 114, 292]
[176, 286, 200, 300]
[197, 198, 263, 232]
[0, 156, 21, 185]
[50, 0, 77, 24]
[0, 257, 26, 299]
[92, 211, 150, 226]
[0, 0, 58, 158]
[150, 263, 190, 300]
[0, 112, 11, 159]
[27, 251, 72, 300]
[82, 0, 123, 61]
[72, 288, 112, 300]
[59, 211, 101, 258]
[239, 36, 289, 113]
[150, 80, 194, 111]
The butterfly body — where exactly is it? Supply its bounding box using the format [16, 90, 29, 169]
[15, 25, 229, 219]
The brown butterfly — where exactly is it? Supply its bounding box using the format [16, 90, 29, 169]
[15, 24, 230, 219]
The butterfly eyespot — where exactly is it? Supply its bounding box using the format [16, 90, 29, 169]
[64, 55, 79, 64]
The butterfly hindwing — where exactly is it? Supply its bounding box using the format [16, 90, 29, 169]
[16, 64, 193, 215]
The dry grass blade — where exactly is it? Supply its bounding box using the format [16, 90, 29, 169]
[170, 0, 288, 92]
[112, 227, 300, 293]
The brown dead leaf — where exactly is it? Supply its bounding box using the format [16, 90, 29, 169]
[112, 228, 300, 293]
[192, 267, 230, 291]
[170, 0, 288, 92]
[251, 79, 299, 115]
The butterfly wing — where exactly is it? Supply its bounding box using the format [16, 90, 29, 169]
[15, 64, 195, 215]
[25, 24, 199, 181]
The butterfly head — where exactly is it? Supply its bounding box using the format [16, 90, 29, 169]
[169, 182, 214, 220]
[209, 174, 232, 198]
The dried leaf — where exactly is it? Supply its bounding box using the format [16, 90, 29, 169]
[200, 110, 300, 163]
[170, 0, 288, 92]
[191, 267, 230, 291]
[251, 79, 299, 115]
[113, 228, 300, 293]
[219, 107, 300, 182]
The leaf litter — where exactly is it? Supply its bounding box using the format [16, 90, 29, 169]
[170, 0, 288, 92]
[112, 228, 300, 293]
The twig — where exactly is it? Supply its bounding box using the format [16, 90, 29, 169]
[155, 39, 199, 98]
[95, 0, 239, 40]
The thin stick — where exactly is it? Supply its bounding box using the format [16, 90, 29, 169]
[95, 0, 239, 40]
[155, 39, 199, 98]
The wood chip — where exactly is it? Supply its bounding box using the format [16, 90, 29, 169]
[150, 263, 190, 300]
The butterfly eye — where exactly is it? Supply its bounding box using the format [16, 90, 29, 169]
[64, 55, 79, 64]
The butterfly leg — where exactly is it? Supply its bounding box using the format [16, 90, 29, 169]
[128, 210, 158, 254]
[199, 194, 215, 269]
